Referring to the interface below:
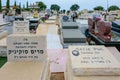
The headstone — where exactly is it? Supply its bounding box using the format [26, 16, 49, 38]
[13, 21, 29, 34]
[69, 46, 120, 76]
[7, 34, 47, 61]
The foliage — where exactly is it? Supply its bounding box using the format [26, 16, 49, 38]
[70, 4, 79, 11]
[37, 1, 46, 11]
[108, 5, 119, 11]
[26, 1, 28, 9]
[14, 0, 16, 6]
[63, 9, 66, 13]
[19, 2, 21, 9]
[13, 0, 17, 9]
[41, 15, 49, 22]
[23, 4, 25, 9]
[22, 4, 30, 11]
[94, 6, 104, 11]
[67, 10, 70, 15]
[50, 4, 60, 12]
[0, 0, 2, 12]
[88, 10, 94, 13]
[6, 0, 10, 9]
[21, 8, 30, 11]
[0, 57, 7, 68]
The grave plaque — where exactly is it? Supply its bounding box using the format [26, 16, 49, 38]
[69, 46, 120, 76]
[13, 21, 29, 34]
[7, 34, 47, 61]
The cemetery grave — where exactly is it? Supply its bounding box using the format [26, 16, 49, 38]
[65, 46, 120, 80]
[86, 16, 120, 51]
[60, 15, 87, 48]
[1, 9, 120, 80]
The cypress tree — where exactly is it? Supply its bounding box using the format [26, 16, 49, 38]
[26, 1, 28, 9]
[6, 0, 10, 9]
[0, 0, 2, 11]
[14, 0, 16, 6]
[19, 2, 21, 9]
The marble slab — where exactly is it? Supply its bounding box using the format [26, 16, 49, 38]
[69, 46, 120, 76]
[65, 57, 120, 80]
[0, 60, 50, 80]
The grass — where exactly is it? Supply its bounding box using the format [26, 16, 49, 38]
[0, 57, 7, 68]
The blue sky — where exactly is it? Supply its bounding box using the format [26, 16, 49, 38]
[2, 0, 120, 10]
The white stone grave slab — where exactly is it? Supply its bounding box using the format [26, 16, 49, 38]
[0, 59, 50, 80]
[7, 34, 47, 61]
[13, 21, 29, 34]
[69, 46, 120, 76]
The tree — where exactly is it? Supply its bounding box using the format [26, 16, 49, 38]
[14, 0, 16, 6]
[6, 0, 10, 9]
[23, 4, 25, 9]
[63, 9, 66, 13]
[70, 4, 79, 11]
[13, 0, 17, 9]
[94, 6, 104, 11]
[108, 5, 119, 11]
[37, 1, 46, 11]
[0, 0, 2, 11]
[26, 1, 28, 9]
[19, 2, 21, 9]
[50, 4, 60, 12]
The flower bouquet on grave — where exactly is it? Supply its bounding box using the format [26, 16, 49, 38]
[41, 15, 49, 23]
[33, 11, 39, 18]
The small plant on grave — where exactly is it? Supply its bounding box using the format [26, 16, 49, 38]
[41, 15, 49, 22]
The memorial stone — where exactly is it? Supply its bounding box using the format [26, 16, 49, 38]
[65, 56, 120, 80]
[7, 34, 47, 61]
[69, 46, 120, 76]
[13, 21, 29, 34]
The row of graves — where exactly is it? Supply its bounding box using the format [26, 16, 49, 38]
[85, 13, 120, 51]
[1, 11, 120, 80]
[5, 10, 52, 33]
[59, 14, 88, 48]
[0, 16, 51, 79]
[0, 11, 60, 56]
[0, 12, 66, 79]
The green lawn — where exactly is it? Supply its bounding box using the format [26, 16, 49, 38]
[0, 57, 7, 68]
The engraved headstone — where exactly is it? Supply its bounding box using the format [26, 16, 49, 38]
[7, 34, 47, 61]
[13, 21, 29, 34]
[69, 46, 120, 76]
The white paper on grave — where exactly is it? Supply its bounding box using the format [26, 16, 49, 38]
[13, 21, 29, 34]
[7, 34, 47, 61]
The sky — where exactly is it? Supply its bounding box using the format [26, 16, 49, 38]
[2, 0, 120, 10]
